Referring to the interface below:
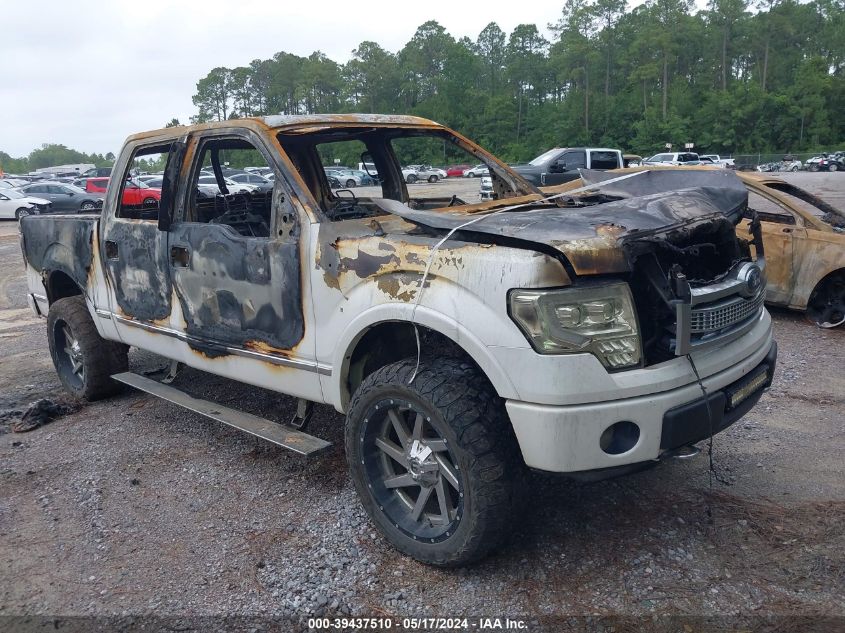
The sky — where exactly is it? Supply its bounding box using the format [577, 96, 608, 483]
[0, 0, 575, 158]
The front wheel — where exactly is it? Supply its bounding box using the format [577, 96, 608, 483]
[47, 296, 128, 399]
[809, 164, 820, 172]
[829, 164, 838, 172]
[406, 174, 418, 184]
[15, 208, 32, 220]
[345, 179, 356, 188]
[80, 201, 96, 211]
[345, 358, 524, 566]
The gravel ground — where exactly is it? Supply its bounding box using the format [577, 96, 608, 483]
[0, 173, 843, 632]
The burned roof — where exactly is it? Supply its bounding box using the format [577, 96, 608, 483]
[263, 113, 439, 129]
[126, 114, 442, 144]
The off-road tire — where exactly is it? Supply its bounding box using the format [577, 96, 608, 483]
[346, 357, 524, 566]
[47, 296, 128, 400]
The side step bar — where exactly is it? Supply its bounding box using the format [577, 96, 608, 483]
[112, 372, 331, 457]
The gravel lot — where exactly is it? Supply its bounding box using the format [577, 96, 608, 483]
[0, 173, 843, 631]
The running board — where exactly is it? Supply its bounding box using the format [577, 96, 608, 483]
[112, 372, 331, 457]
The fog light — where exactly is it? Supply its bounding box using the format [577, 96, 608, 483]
[599, 421, 640, 455]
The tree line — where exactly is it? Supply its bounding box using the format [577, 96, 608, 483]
[190, 0, 844, 162]
[0, 145, 116, 176]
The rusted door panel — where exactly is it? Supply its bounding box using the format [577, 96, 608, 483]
[102, 219, 172, 321]
[167, 223, 304, 352]
[760, 223, 803, 305]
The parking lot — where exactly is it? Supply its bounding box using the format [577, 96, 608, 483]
[0, 172, 843, 627]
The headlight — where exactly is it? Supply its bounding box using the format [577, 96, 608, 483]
[508, 282, 642, 369]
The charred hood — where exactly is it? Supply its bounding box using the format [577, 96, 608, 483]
[379, 169, 749, 276]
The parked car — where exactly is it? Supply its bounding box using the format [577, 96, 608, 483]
[18, 182, 103, 212]
[479, 175, 493, 200]
[463, 164, 489, 178]
[0, 178, 29, 189]
[446, 164, 471, 177]
[228, 171, 274, 193]
[84, 177, 162, 207]
[402, 165, 447, 183]
[20, 114, 774, 566]
[197, 175, 256, 194]
[327, 169, 379, 187]
[325, 169, 365, 188]
[512, 147, 623, 186]
[643, 152, 701, 166]
[622, 154, 643, 168]
[80, 166, 113, 178]
[700, 154, 735, 168]
[0, 188, 52, 220]
[736, 172, 845, 327]
[139, 176, 164, 188]
[808, 154, 844, 172]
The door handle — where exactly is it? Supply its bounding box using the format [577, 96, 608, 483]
[105, 240, 119, 260]
[170, 245, 190, 267]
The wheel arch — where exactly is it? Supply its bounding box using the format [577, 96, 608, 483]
[804, 268, 845, 320]
[46, 268, 84, 304]
[792, 264, 845, 310]
[331, 309, 519, 412]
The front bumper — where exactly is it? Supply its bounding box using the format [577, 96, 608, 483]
[507, 339, 777, 473]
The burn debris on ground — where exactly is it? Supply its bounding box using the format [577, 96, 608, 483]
[3, 398, 78, 433]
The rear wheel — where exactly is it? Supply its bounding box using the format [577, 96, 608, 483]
[807, 273, 845, 328]
[81, 201, 96, 211]
[47, 296, 128, 399]
[345, 179, 356, 188]
[428, 175, 438, 183]
[346, 358, 524, 566]
[809, 164, 820, 172]
[829, 164, 839, 172]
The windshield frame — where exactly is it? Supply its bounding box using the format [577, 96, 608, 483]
[275, 123, 542, 220]
[529, 148, 563, 167]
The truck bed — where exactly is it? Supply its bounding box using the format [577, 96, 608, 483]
[20, 213, 101, 296]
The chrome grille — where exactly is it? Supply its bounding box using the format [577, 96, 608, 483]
[690, 291, 765, 334]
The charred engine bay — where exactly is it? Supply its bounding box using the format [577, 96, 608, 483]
[388, 170, 753, 366]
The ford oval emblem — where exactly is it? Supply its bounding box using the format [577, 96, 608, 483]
[745, 266, 762, 295]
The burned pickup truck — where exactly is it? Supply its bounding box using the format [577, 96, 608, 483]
[20, 115, 776, 566]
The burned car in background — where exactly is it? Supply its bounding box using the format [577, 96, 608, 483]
[20, 115, 775, 566]
[738, 173, 845, 327]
